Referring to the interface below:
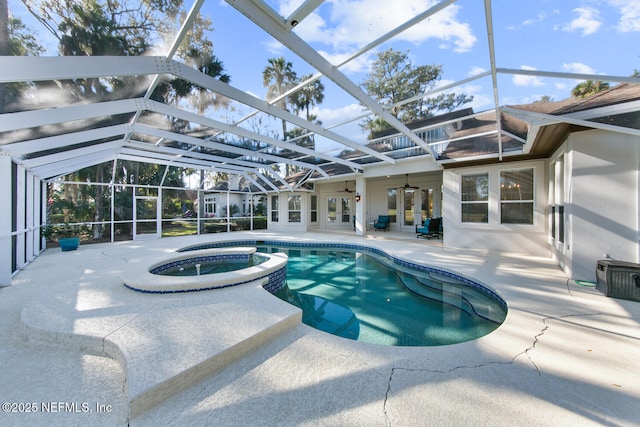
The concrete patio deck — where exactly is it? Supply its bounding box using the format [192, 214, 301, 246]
[1, 231, 639, 426]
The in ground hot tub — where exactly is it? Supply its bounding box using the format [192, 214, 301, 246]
[122, 247, 287, 293]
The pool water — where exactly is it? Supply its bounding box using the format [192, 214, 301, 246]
[153, 254, 266, 277]
[258, 245, 507, 347]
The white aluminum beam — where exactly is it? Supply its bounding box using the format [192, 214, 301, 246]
[501, 106, 640, 137]
[241, 172, 269, 193]
[119, 147, 256, 173]
[3, 124, 130, 157]
[124, 140, 278, 170]
[0, 56, 178, 83]
[116, 153, 253, 176]
[36, 151, 117, 180]
[286, 0, 324, 27]
[484, 0, 503, 160]
[22, 140, 122, 169]
[0, 98, 140, 132]
[497, 68, 640, 85]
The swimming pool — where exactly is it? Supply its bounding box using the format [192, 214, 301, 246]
[184, 241, 507, 347]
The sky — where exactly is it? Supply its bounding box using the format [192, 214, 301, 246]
[8, 0, 640, 151]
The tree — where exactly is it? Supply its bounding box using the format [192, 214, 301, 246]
[25, 0, 229, 239]
[290, 73, 324, 122]
[0, 0, 8, 56]
[571, 80, 610, 98]
[360, 48, 473, 138]
[263, 57, 297, 140]
[288, 73, 324, 160]
[534, 95, 554, 103]
[0, 2, 44, 113]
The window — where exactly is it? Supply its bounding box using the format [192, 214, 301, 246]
[421, 188, 434, 221]
[204, 195, 217, 217]
[500, 169, 534, 224]
[310, 195, 317, 222]
[288, 195, 301, 223]
[387, 188, 397, 223]
[558, 205, 565, 243]
[550, 157, 564, 243]
[461, 173, 488, 223]
[270, 195, 279, 222]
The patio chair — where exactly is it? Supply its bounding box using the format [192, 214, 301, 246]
[415, 218, 430, 238]
[373, 215, 390, 231]
[416, 217, 442, 239]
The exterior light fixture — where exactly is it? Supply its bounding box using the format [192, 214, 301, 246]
[355, 194, 361, 203]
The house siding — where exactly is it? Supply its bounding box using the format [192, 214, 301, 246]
[442, 160, 549, 256]
[557, 129, 640, 281]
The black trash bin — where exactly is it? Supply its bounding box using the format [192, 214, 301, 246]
[596, 259, 640, 302]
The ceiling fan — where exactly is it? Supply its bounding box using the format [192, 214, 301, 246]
[338, 181, 355, 193]
[399, 174, 419, 190]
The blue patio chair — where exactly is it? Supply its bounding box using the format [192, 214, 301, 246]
[373, 215, 390, 231]
[416, 217, 442, 239]
[415, 218, 430, 237]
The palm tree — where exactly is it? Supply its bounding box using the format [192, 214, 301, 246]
[290, 74, 325, 153]
[262, 57, 297, 140]
[571, 80, 610, 98]
[291, 74, 325, 121]
[188, 52, 231, 114]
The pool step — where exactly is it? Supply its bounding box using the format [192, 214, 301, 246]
[20, 280, 302, 419]
[397, 273, 505, 324]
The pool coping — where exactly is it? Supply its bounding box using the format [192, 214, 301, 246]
[121, 247, 288, 293]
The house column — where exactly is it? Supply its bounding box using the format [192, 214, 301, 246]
[25, 171, 36, 262]
[355, 177, 366, 236]
[15, 164, 26, 269]
[0, 155, 13, 286]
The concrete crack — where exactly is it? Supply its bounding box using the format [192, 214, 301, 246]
[512, 312, 604, 376]
[383, 313, 604, 423]
[383, 366, 446, 426]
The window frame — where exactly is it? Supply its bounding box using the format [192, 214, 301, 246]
[270, 195, 279, 222]
[460, 173, 489, 223]
[499, 168, 535, 225]
[288, 194, 302, 223]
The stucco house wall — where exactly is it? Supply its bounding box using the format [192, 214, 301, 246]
[555, 129, 640, 281]
[442, 160, 549, 256]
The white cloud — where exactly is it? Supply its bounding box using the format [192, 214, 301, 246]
[512, 66, 545, 87]
[264, 39, 286, 55]
[468, 66, 487, 77]
[561, 62, 600, 85]
[285, 0, 477, 53]
[457, 83, 493, 111]
[562, 62, 597, 75]
[523, 12, 547, 26]
[318, 50, 374, 74]
[563, 7, 602, 36]
[313, 103, 364, 126]
[608, 0, 640, 32]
